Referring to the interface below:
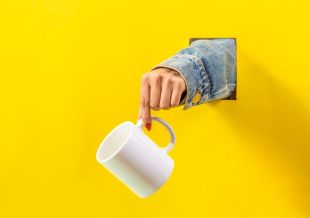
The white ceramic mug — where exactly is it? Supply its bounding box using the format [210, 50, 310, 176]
[96, 116, 176, 198]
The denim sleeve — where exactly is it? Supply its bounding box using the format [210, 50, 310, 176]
[151, 39, 236, 110]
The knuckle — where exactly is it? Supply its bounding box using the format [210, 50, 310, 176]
[171, 101, 179, 107]
[150, 102, 159, 109]
[141, 98, 149, 107]
[162, 77, 173, 89]
[160, 102, 170, 110]
[162, 105, 171, 110]
[141, 73, 150, 84]
[152, 74, 162, 84]
[173, 87, 182, 95]
[165, 76, 173, 85]
[140, 94, 150, 106]
[176, 79, 185, 90]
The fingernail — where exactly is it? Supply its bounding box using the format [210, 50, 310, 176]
[146, 123, 152, 131]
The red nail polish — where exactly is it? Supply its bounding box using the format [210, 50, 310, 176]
[146, 123, 152, 131]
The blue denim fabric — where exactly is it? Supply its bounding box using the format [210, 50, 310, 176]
[152, 39, 236, 110]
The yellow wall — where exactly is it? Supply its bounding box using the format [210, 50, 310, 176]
[1, 0, 310, 217]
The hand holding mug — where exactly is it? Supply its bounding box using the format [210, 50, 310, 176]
[139, 67, 186, 130]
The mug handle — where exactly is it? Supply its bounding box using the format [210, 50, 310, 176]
[136, 117, 176, 153]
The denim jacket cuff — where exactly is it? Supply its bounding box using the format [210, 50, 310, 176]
[151, 53, 210, 110]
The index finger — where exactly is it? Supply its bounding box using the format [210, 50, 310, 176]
[139, 82, 152, 130]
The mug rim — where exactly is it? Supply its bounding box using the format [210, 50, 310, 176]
[96, 121, 134, 163]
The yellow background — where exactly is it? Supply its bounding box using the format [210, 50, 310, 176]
[1, 0, 310, 217]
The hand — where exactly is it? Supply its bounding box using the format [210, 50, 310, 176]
[138, 67, 186, 131]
